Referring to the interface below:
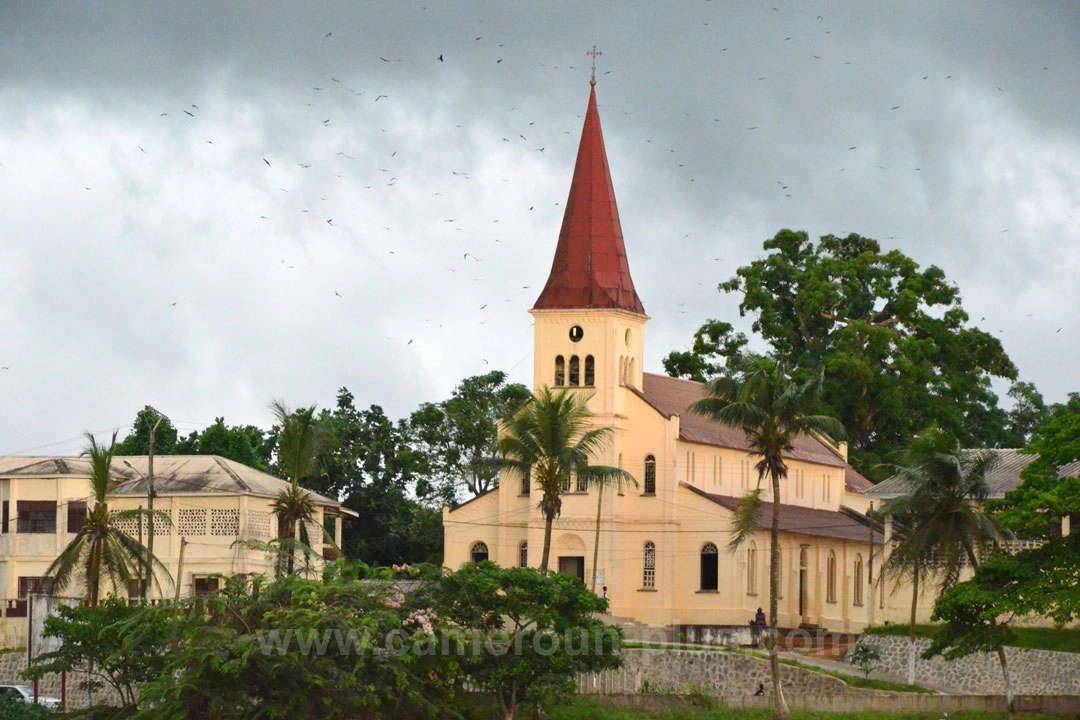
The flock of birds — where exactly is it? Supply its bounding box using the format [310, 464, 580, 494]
[1, 4, 1073, 413]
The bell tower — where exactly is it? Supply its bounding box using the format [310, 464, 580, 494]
[530, 79, 647, 420]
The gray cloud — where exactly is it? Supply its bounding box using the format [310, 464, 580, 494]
[1, 1, 1077, 454]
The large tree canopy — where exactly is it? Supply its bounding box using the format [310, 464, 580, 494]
[666, 230, 1019, 475]
[407, 370, 530, 505]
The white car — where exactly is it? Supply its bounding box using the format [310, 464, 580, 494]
[0, 684, 62, 708]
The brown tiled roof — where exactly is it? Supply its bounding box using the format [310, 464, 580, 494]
[683, 484, 874, 543]
[640, 372, 873, 493]
[533, 84, 645, 315]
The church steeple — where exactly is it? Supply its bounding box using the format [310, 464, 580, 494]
[532, 84, 645, 315]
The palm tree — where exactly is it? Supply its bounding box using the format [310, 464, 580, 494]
[498, 386, 629, 574]
[47, 431, 170, 606]
[691, 360, 845, 720]
[269, 400, 325, 576]
[880, 426, 1006, 685]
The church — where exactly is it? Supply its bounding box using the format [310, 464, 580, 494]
[443, 81, 901, 634]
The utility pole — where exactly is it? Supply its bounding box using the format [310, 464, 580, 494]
[867, 501, 874, 629]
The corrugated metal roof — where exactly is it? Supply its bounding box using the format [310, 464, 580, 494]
[683, 484, 874, 542]
[865, 448, 1080, 500]
[638, 372, 874, 493]
[0, 455, 341, 508]
[532, 84, 645, 314]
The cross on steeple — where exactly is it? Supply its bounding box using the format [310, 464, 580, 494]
[588, 45, 602, 85]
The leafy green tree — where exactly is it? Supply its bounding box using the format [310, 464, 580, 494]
[1004, 381, 1049, 447]
[498, 387, 626, 573]
[994, 403, 1080, 538]
[136, 565, 460, 720]
[115, 406, 180, 456]
[668, 230, 1018, 476]
[407, 370, 530, 505]
[315, 390, 441, 565]
[881, 427, 1006, 684]
[24, 598, 169, 711]
[436, 562, 621, 720]
[662, 319, 752, 382]
[176, 417, 273, 470]
[46, 432, 170, 605]
[924, 535, 1080, 712]
[691, 358, 845, 720]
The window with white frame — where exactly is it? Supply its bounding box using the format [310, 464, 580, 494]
[643, 541, 656, 588]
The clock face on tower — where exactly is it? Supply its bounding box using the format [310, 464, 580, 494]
[569, 325, 584, 342]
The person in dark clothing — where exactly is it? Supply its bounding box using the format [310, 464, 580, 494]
[754, 682, 766, 696]
[755, 607, 767, 630]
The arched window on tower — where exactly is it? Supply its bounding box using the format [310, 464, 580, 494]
[519, 541, 529, 568]
[643, 455, 656, 495]
[585, 355, 595, 386]
[700, 542, 719, 591]
[554, 356, 565, 386]
[471, 542, 489, 564]
[643, 541, 656, 588]
[520, 466, 531, 495]
[569, 355, 580, 386]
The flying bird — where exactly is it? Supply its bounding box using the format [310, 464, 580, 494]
[375, 95, 388, 102]
[263, 158, 271, 167]
[184, 110, 195, 117]
[438, 54, 444, 62]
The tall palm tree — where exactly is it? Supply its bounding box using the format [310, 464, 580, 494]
[692, 360, 845, 720]
[269, 400, 325, 576]
[881, 426, 1006, 685]
[47, 432, 170, 606]
[498, 386, 629, 574]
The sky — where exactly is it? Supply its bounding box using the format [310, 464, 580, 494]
[1, 1, 1078, 456]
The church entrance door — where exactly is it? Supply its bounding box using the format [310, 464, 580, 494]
[558, 556, 585, 582]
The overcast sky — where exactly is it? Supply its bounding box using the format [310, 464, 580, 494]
[1, 1, 1078, 456]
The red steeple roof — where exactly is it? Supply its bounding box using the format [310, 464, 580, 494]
[533, 84, 645, 315]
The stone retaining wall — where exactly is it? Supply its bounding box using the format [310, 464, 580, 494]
[579, 647, 860, 697]
[0, 650, 122, 710]
[855, 635, 1080, 696]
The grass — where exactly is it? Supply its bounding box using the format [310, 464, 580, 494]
[541, 697, 1056, 720]
[864, 624, 1080, 654]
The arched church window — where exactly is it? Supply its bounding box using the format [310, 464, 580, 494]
[827, 550, 837, 603]
[643, 541, 656, 588]
[521, 466, 531, 495]
[471, 542, 489, 564]
[746, 542, 758, 595]
[519, 542, 529, 568]
[643, 455, 656, 495]
[585, 355, 595, 386]
[569, 355, 580, 386]
[853, 554, 864, 606]
[700, 542, 718, 591]
[554, 356, 565, 386]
